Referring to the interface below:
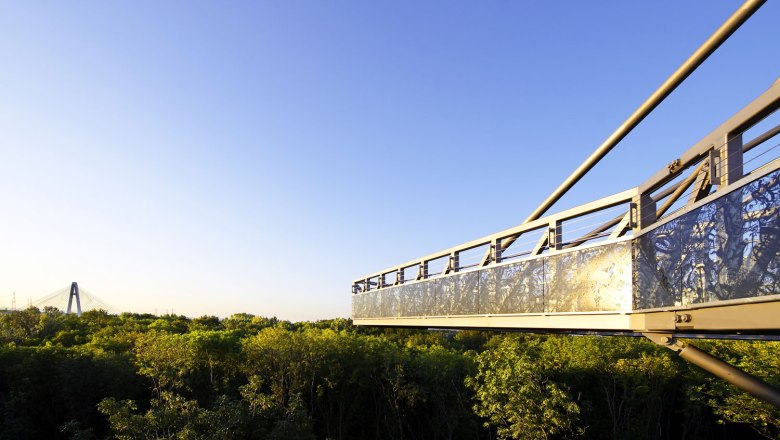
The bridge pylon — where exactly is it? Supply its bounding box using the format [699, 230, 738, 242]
[66, 282, 82, 317]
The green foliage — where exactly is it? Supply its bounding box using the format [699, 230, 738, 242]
[188, 315, 222, 332]
[538, 336, 683, 439]
[0, 345, 143, 439]
[466, 336, 581, 440]
[98, 393, 256, 440]
[690, 340, 780, 439]
[221, 313, 278, 336]
[135, 332, 198, 394]
[1, 308, 777, 439]
[0, 307, 44, 345]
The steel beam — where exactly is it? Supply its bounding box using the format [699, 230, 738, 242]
[354, 188, 636, 286]
[656, 161, 706, 218]
[522, 0, 766, 224]
[644, 333, 780, 408]
[743, 123, 780, 153]
[354, 296, 780, 332]
[638, 79, 780, 196]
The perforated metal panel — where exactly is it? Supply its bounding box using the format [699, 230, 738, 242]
[478, 259, 545, 314]
[634, 169, 780, 310]
[548, 241, 632, 312]
[452, 271, 480, 315]
[682, 170, 780, 303]
[352, 168, 780, 320]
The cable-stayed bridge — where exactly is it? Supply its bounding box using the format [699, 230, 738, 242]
[351, 1, 780, 406]
[33, 282, 116, 316]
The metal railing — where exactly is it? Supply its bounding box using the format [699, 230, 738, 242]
[352, 79, 780, 321]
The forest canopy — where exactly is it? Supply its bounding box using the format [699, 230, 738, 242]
[0, 307, 778, 440]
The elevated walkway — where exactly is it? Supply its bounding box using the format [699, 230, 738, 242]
[351, 1, 780, 407]
[352, 79, 780, 337]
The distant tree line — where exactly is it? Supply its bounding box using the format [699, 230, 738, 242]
[0, 307, 778, 439]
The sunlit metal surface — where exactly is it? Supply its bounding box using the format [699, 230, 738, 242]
[549, 242, 632, 312]
[353, 240, 633, 319]
[479, 258, 545, 314]
[353, 164, 780, 331]
[352, 79, 780, 334]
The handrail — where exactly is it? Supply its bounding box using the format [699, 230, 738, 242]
[353, 188, 636, 289]
[353, 80, 780, 292]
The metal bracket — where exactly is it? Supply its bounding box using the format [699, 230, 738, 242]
[667, 158, 683, 174]
[642, 332, 684, 352]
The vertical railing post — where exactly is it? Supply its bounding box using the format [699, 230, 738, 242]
[419, 261, 429, 280]
[722, 132, 744, 186]
[632, 194, 657, 231]
[549, 221, 562, 251]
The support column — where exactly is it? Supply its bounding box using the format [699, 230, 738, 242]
[643, 333, 780, 408]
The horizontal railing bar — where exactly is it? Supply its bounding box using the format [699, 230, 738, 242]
[635, 155, 780, 235]
[744, 123, 780, 153]
[559, 231, 614, 247]
[639, 80, 780, 196]
[574, 126, 780, 246]
[562, 214, 625, 249]
[456, 263, 480, 271]
[569, 169, 706, 248]
[353, 188, 637, 284]
[355, 155, 780, 292]
[499, 250, 533, 261]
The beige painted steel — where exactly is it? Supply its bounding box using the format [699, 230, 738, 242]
[354, 300, 780, 334]
[743, 123, 780, 153]
[354, 79, 780, 292]
[353, 188, 636, 287]
[672, 299, 780, 332]
[638, 79, 780, 196]
[352, 7, 780, 335]
[655, 161, 705, 218]
[642, 331, 780, 407]
[354, 313, 636, 332]
[522, 0, 766, 224]
[636, 155, 780, 236]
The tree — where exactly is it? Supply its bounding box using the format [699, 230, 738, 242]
[465, 336, 581, 440]
[99, 393, 255, 440]
[539, 335, 682, 439]
[134, 332, 197, 396]
[693, 340, 780, 439]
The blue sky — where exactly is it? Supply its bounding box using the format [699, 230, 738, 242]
[1, 1, 778, 320]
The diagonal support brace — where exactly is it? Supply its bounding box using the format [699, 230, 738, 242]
[643, 333, 780, 408]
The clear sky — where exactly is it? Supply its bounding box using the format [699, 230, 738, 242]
[1, 1, 778, 320]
